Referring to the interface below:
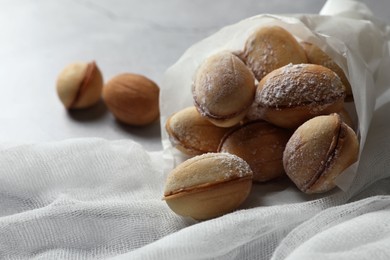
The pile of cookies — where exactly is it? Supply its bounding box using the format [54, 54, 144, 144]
[163, 25, 359, 220]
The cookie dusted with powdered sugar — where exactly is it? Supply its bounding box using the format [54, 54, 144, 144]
[247, 63, 346, 129]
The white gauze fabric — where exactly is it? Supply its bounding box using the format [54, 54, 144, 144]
[1, 0, 390, 259]
[0, 139, 192, 259]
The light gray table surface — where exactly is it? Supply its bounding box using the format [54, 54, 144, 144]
[1, 0, 389, 151]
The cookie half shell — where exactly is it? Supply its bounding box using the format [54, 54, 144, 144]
[219, 120, 291, 182]
[165, 107, 233, 156]
[283, 113, 359, 194]
[239, 25, 307, 81]
[192, 51, 256, 127]
[247, 63, 346, 129]
[163, 153, 253, 220]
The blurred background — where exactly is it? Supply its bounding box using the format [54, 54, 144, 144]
[0, 0, 388, 151]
